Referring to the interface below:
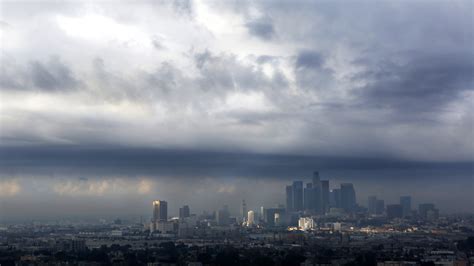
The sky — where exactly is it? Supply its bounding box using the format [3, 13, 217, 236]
[0, 0, 473, 221]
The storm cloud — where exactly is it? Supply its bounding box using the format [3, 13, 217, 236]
[0, 1, 473, 219]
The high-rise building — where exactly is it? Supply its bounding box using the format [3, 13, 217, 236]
[241, 200, 247, 221]
[292, 181, 304, 211]
[419, 203, 438, 220]
[303, 183, 314, 211]
[331, 188, 341, 208]
[263, 207, 285, 227]
[247, 210, 255, 226]
[375, 199, 385, 215]
[368, 196, 377, 215]
[179, 205, 190, 219]
[321, 180, 329, 214]
[312, 172, 322, 213]
[216, 206, 230, 226]
[386, 204, 403, 219]
[340, 183, 356, 212]
[400, 196, 412, 218]
[153, 200, 168, 222]
[285, 185, 293, 211]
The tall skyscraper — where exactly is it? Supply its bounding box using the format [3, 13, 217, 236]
[241, 200, 247, 221]
[400, 196, 412, 218]
[312, 172, 322, 213]
[179, 205, 190, 219]
[332, 188, 341, 208]
[292, 181, 304, 211]
[340, 183, 356, 212]
[321, 180, 329, 214]
[286, 185, 293, 211]
[368, 196, 377, 215]
[216, 206, 230, 226]
[375, 199, 385, 215]
[247, 210, 255, 226]
[153, 200, 168, 222]
[419, 203, 438, 219]
[303, 183, 314, 211]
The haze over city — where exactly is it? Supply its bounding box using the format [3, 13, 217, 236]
[0, 0, 473, 220]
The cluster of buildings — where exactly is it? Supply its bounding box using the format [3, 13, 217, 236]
[145, 171, 442, 236]
[2, 171, 470, 265]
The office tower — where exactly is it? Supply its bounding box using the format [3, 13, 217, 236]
[368, 196, 377, 215]
[386, 204, 403, 219]
[241, 200, 247, 221]
[312, 171, 322, 213]
[263, 207, 285, 227]
[419, 203, 438, 219]
[400, 196, 412, 218]
[332, 188, 341, 208]
[292, 181, 304, 211]
[216, 206, 230, 226]
[153, 200, 168, 222]
[179, 205, 190, 219]
[340, 183, 356, 212]
[247, 210, 255, 226]
[303, 183, 314, 211]
[312, 171, 321, 186]
[375, 199, 385, 215]
[321, 180, 329, 214]
[286, 185, 293, 211]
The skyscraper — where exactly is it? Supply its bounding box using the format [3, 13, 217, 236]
[400, 196, 412, 218]
[179, 205, 190, 219]
[332, 188, 341, 208]
[216, 206, 230, 226]
[340, 183, 356, 212]
[286, 185, 293, 211]
[321, 180, 329, 214]
[153, 200, 168, 222]
[303, 183, 314, 211]
[241, 200, 247, 221]
[292, 181, 304, 211]
[368, 196, 377, 215]
[375, 199, 385, 215]
[247, 210, 255, 226]
[312, 171, 322, 213]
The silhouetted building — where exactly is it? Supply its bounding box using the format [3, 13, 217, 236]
[179, 205, 190, 219]
[303, 183, 314, 211]
[241, 200, 247, 222]
[386, 204, 403, 219]
[292, 181, 304, 211]
[153, 200, 168, 222]
[400, 196, 412, 218]
[216, 206, 230, 226]
[419, 203, 439, 220]
[263, 207, 285, 227]
[368, 196, 377, 215]
[312, 171, 322, 213]
[321, 180, 329, 214]
[286, 185, 293, 212]
[340, 183, 356, 212]
[331, 188, 341, 208]
[376, 199, 385, 215]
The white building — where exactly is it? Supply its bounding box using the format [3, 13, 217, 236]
[298, 217, 315, 231]
[247, 210, 255, 227]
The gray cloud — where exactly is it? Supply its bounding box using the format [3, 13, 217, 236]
[245, 17, 275, 40]
[0, 0, 472, 163]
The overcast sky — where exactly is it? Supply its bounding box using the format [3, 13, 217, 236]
[0, 0, 473, 220]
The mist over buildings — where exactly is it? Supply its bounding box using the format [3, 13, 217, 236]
[0, 0, 473, 221]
